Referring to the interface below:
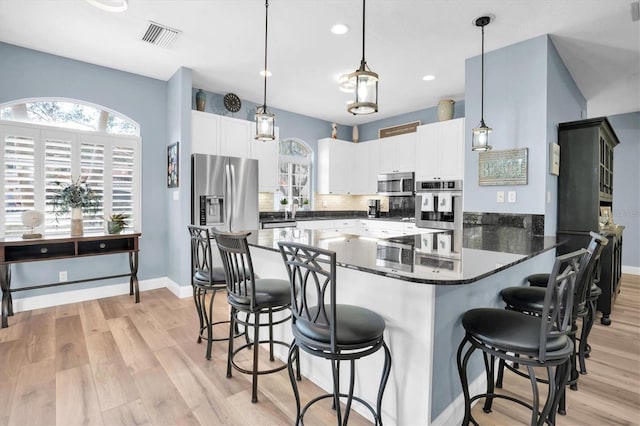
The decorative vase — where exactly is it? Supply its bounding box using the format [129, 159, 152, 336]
[70, 207, 83, 236]
[352, 125, 359, 143]
[437, 99, 455, 121]
[195, 89, 206, 112]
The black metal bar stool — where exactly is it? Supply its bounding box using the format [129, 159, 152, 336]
[187, 225, 234, 360]
[498, 231, 607, 412]
[278, 241, 392, 426]
[523, 242, 605, 375]
[213, 230, 297, 403]
[457, 249, 587, 426]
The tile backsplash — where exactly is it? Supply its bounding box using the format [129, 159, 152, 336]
[259, 192, 388, 213]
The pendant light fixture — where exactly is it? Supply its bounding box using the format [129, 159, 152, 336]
[255, 0, 275, 141]
[471, 15, 493, 151]
[348, 0, 378, 115]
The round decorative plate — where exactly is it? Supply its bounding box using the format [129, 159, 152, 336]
[223, 93, 242, 113]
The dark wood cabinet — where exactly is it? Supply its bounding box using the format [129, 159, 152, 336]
[557, 117, 623, 325]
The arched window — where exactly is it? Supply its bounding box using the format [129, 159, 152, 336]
[0, 98, 141, 237]
[278, 138, 311, 208]
[0, 99, 138, 135]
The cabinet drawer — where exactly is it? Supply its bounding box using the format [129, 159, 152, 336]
[4, 242, 75, 262]
[78, 238, 135, 255]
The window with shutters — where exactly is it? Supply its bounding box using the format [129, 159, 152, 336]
[0, 99, 140, 237]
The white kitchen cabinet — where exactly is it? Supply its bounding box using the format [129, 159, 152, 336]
[317, 138, 356, 194]
[378, 132, 417, 173]
[415, 118, 465, 181]
[219, 116, 252, 158]
[251, 127, 279, 192]
[353, 141, 380, 194]
[193, 111, 280, 192]
[191, 110, 220, 155]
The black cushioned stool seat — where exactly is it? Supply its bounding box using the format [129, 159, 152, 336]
[462, 308, 572, 356]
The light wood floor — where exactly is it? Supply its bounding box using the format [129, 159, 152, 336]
[0, 274, 638, 425]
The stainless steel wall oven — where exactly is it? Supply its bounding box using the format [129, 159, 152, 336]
[415, 180, 462, 230]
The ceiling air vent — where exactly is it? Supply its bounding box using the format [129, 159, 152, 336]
[142, 21, 181, 48]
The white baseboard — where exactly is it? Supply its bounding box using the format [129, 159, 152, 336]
[622, 265, 640, 276]
[431, 372, 486, 426]
[11, 277, 191, 313]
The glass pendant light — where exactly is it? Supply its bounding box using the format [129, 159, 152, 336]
[348, 0, 378, 115]
[472, 15, 493, 151]
[255, 0, 275, 141]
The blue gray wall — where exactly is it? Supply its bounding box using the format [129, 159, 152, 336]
[609, 112, 640, 269]
[167, 68, 193, 288]
[0, 42, 168, 296]
[463, 35, 585, 235]
[464, 35, 549, 219]
[545, 37, 588, 235]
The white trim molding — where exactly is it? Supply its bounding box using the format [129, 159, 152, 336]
[10, 277, 192, 313]
[622, 266, 640, 276]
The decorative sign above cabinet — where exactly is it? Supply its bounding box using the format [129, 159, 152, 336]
[479, 148, 528, 186]
[378, 121, 421, 139]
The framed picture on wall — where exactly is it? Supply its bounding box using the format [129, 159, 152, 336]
[167, 142, 179, 188]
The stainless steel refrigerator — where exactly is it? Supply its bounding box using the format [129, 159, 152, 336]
[191, 154, 259, 232]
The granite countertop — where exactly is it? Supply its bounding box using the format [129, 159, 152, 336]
[247, 225, 559, 285]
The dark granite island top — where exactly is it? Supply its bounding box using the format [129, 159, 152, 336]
[248, 225, 559, 285]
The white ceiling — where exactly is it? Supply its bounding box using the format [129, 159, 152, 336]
[0, 0, 638, 125]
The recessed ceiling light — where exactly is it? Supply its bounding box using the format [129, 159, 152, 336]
[422, 74, 436, 81]
[86, 0, 128, 12]
[260, 69, 272, 77]
[331, 24, 350, 35]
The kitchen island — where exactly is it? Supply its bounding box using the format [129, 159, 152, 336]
[245, 225, 559, 425]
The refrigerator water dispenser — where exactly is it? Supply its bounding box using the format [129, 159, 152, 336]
[199, 195, 224, 226]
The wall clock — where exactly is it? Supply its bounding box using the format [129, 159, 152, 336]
[223, 93, 242, 113]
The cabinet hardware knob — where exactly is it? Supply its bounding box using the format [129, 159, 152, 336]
[99, 243, 106, 249]
[40, 247, 48, 254]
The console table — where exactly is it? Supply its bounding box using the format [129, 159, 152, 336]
[0, 232, 141, 328]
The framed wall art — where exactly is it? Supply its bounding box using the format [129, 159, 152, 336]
[167, 142, 179, 188]
[479, 148, 528, 186]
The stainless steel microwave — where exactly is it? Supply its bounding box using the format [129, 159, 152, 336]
[377, 172, 414, 196]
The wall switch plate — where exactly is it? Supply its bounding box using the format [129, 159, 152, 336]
[59, 271, 68, 282]
[508, 191, 517, 203]
[496, 191, 504, 203]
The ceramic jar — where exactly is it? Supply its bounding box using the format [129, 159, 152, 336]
[437, 99, 455, 121]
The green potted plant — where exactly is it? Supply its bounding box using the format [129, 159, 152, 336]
[302, 198, 309, 210]
[52, 177, 101, 236]
[106, 212, 129, 234]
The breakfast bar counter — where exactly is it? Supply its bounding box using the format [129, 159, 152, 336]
[244, 225, 559, 425]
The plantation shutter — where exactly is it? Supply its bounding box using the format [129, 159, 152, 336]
[1, 127, 37, 237]
[111, 141, 136, 230]
[80, 135, 107, 233]
[43, 131, 74, 235]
